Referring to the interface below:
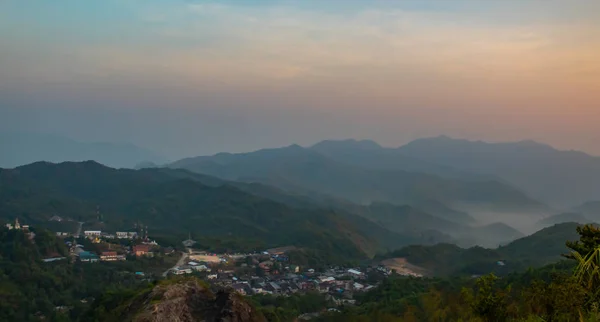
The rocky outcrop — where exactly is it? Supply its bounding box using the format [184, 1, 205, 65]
[120, 277, 265, 322]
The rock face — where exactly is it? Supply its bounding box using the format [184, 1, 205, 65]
[123, 278, 266, 322]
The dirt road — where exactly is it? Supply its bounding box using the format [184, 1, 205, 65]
[75, 222, 84, 237]
[162, 251, 187, 277]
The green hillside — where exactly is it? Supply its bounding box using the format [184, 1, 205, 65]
[0, 161, 430, 260]
[383, 222, 581, 276]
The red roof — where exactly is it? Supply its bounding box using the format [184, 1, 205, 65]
[134, 245, 151, 252]
[102, 251, 117, 256]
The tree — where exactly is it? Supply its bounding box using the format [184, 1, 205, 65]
[565, 224, 600, 259]
[573, 248, 600, 299]
[466, 274, 509, 322]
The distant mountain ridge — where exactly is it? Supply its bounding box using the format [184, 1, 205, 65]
[305, 137, 600, 208]
[397, 136, 600, 207]
[537, 212, 592, 227]
[0, 131, 167, 169]
[169, 144, 549, 222]
[310, 138, 489, 180]
[574, 201, 600, 221]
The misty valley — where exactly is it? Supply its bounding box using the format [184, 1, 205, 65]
[2, 1, 599, 320]
[2, 137, 600, 321]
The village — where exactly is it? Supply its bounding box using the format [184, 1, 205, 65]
[168, 247, 396, 302]
[164, 240, 420, 302]
[6, 217, 422, 307]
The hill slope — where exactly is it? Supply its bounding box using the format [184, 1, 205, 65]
[0, 161, 430, 259]
[310, 139, 476, 179]
[385, 222, 581, 276]
[169, 145, 549, 219]
[574, 201, 600, 221]
[397, 136, 600, 208]
[537, 212, 591, 228]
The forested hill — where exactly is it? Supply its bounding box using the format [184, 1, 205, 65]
[0, 161, 426, 260]
[169, 144, 549, 216]
[383, 222, 582, 276]
[0, 227, 165, 321]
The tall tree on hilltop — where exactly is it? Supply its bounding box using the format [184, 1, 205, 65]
[565, 224, 600, 259]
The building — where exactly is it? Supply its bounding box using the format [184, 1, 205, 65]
[319, 276, 335, 283]
[6, 218, 26, 230]
[100, 251, 123, 261]
[78, 251, 99, 263]
[172, 266, 193, 275]
[133, 244, 152, 257]
[182, 232, 196, 247]
[192, 265, 210, 272]
[84, 231, 101, 237]
[347, 269, 363, 277]
[49, 215, 63, 222]
[117, 231, 138, 239]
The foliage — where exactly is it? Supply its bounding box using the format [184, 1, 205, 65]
[250, 292, 329, 321]
[566, 224, 600, 259]
[0, 227, 171, 322]
[381, 223, 581, 277]
[318, 224, 600, 322]
[0, 161, 414, 263]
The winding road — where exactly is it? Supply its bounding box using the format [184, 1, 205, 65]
[162, 251, 187, 277]
[75, 222, 84, 237]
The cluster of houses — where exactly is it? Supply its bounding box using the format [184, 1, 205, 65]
[5, 218, 30, 231]
[171, 261, 212, 275]
[65, 240, 161, 263]
[167, 248, 393, 301]
[207, 266, 380, 299]
[81, 230, 156, 243]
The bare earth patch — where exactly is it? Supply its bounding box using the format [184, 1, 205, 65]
[188, 254, 221, 263]
[381, 258, 427, 277]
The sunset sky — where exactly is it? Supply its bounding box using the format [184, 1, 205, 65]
[1, 0, 599, 158]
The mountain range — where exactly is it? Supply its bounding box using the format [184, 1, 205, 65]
[0, 160, 546, 254]
[0, 161, 460, 260]
[397, 136, 600, 208]
[3, 135, 599, 257]
[5, 133, 598, 210]
[169, 143, 550, 226]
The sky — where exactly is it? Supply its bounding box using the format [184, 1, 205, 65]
[1, 0, 599, 159]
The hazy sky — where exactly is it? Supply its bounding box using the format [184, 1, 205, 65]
[1, 0, 599, 158]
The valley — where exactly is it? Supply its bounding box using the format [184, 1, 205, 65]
[1, 137, 600, 321]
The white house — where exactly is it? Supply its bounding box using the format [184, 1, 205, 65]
[319, 276, 335, 283]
